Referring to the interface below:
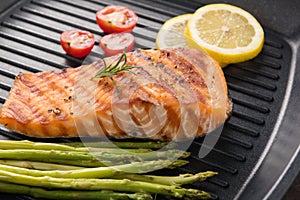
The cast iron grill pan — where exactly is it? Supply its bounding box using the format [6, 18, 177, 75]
[0, 0, 296, 199]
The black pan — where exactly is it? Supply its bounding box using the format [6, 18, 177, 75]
[0, 0, 299, 199]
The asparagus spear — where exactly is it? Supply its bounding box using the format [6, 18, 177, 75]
[0, 155, 121, 168]
[0, 149, 141, 163]
[0, 160, 187, 178]
[0, 160, 213, 185]
[0, 140, 154, 153]
[112, 171, 218, 186]
[38, 158, 109, 167]
[64, 141, 177, 149]
[80, 148, 153, 154]
[0, 170, 212, 199]
[0, 159, 188, 170]
[0, 181, 153, 200]
[0, 149, 157, 167]
[0, 140, 77, 151]
[88, 150, 190, 163]
[131, 150, 190, 160]
[0, 160, 83, 170]
[0, 149, 189, 166]
[0, 139, 176, 150]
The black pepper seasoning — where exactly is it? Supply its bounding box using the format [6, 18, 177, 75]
[53, 108, 61, 115]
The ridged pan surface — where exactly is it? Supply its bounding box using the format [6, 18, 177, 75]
[0, 0, 295, 199]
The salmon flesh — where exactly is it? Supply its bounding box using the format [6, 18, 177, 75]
[0, 48, 231, 141]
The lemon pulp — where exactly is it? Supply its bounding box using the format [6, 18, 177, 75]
[156, 14, 192, 49]
[185, 4, 264, 67]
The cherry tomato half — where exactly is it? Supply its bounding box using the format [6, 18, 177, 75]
[100, 32, 135, 57]
[60, 30, 95, 58]
[96, 5, 138, 33]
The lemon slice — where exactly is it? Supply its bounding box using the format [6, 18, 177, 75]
[156, 14, 192, 49]
[185, 4, 264, 67]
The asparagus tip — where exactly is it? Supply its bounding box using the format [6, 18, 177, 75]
[168, 160, 189, 169]
[185, 189, 212, 199]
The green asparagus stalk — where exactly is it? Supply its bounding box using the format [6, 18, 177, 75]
[0, 160, 187, 178]
[128, 150, 190, 160]
[0, 140, 154, 153]
[82, 148, 153, 154]
[0, 160, 210, 185]
[0, 160, 83, 170]
[45, 158, 189, 168]
[0, 170, 212, 199]
[0, 149, 189, 166]
[0, 156, 116, 168]
[63, 141, 177, 149]
[0, 181, 153, 200]
[0, 149, 95, 160]
[0, 149, 141, 163]
[40, 158, 113, 167]
[0, 139, 176, 150]
[87, 149, 190, 162]
[0, 149, 161, 167]
[0, 140, 77, 151]
[0, 159, 188, 170]
[112, 171, 218, 186]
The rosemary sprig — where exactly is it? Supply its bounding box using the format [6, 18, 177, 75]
[94, 48, 139, 97]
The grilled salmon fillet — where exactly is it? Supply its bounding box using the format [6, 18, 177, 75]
[0, 48, 231, 141]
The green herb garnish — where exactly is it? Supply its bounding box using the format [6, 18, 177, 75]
[94, 48, 139, 97]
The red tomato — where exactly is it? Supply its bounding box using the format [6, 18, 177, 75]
[100, 32, 135, 57]
[96, 5, 138, 33]
[60, 30, 95, 58]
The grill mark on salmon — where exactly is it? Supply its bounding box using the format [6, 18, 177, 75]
[160, 49, 207, 89]
[159, 49, 208, 92]
[173, 48, 209, 73]
[14, 75, 38, 124]
[123, 51, 185, 139]
[132, 50, 196, 105]
[130, 68, 177, 105]
[129, 53, 179, 104]
[26, 73, 60, 124]
[0, 48, 231, 140]
[140, 49, 208, 105]
[130, 51, 177, 99]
